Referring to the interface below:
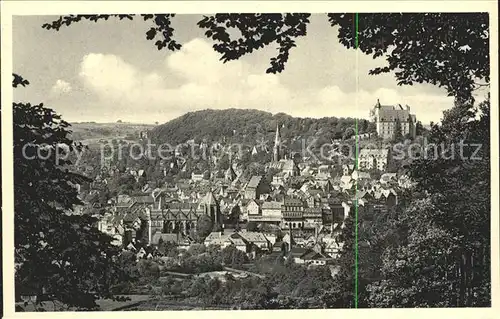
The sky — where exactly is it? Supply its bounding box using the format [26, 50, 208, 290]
[12, 14, 475, 125]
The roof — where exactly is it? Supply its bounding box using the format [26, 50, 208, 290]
[131, 195, 155, 204]
[359, 148, 389, 157]
[239, 231, 268, 243]
[204, 231, 229, 242]
[282, 160, 298, 171]
[283, 197, 303, 206]
[229, 237, 246, 246]
[117, 194, 133, 204]
[247, 176, 263, 189]
[351, 171, 371, 180]
[340, 175, 352, 184]
[199, 191, 218, 206]
[290, 246, 307, 257]
[378, 104, 413, 122]
[123, 210, 144, 222]
[303, 207, 322, 216]
[262, 201, 283, 210]
[300, 250, 325, 260]
[380, 173, 397, 182]
[168, 202, 198, 210]
[248, 199, 263, 206]
[355, 190, 368, 200]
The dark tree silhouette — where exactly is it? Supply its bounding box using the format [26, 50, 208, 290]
[196, 214, 214, 240]
[13, 74, 129, 310]
[393, 118, 403, 142]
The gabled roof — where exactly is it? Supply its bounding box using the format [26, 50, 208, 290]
[229, 237, 246, 246]
[175, 209, 190, 220]
[163, 209, 178, 220]
[262, 201, 283, 210]
[132, 195, 155, 204]
[199, 191, 218, 206]
[239, 231, 268, 243]
[123, 211, 142, 222]
[283, 197, 304, 206]
[204, 231, 227, 242]
[378, 105, 413, 122]
[300, 250, 325, 260]
[247, 176, 263, 189]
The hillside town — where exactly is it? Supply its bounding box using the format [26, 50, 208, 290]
[75, 100, 416, 273]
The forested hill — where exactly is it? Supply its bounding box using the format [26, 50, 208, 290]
[149, 108, 374, 145]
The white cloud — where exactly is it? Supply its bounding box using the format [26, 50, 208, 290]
[51, 79, 72, 95]
[79, 53, 138, 98]
[77, 38, 455, 124]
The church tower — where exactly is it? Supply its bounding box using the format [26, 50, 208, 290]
[273, 123, 281, 162]
[374, 98, 382, 136]
[199, 190, 221, 225]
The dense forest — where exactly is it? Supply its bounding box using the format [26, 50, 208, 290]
[149, 108, 375, 146]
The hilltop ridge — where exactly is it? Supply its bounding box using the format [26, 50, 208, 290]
[150, 108, 374, 146]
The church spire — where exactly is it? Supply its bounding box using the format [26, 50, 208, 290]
[273, 123, 281, 162]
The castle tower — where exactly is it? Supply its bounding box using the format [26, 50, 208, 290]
[273, 123, 281, 162]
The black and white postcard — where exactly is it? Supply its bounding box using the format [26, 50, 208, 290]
[1, 1, 498, 318]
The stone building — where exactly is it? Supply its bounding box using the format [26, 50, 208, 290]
[373, 99, 417, 139]
[359, 148, 390, 171]
[244, 175, 271, 199]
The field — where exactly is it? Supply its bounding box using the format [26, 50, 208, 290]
[68, 122, 156, 144]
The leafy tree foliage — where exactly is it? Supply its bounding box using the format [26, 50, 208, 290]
[415, 121, 425, 136]
[361, 97, 491, 307]
[329, 13, 489, 102]
[187, 243, 206, 255]
[220, 245, 248, 267]
[149, 108, 360, 146]
[177, 253, 223, 274]
[196, 214, 214, 240]
[13, 74, 129, 310]
[393, 118, 403, 142]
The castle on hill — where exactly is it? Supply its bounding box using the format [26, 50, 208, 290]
[373, 99, 417, 140]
